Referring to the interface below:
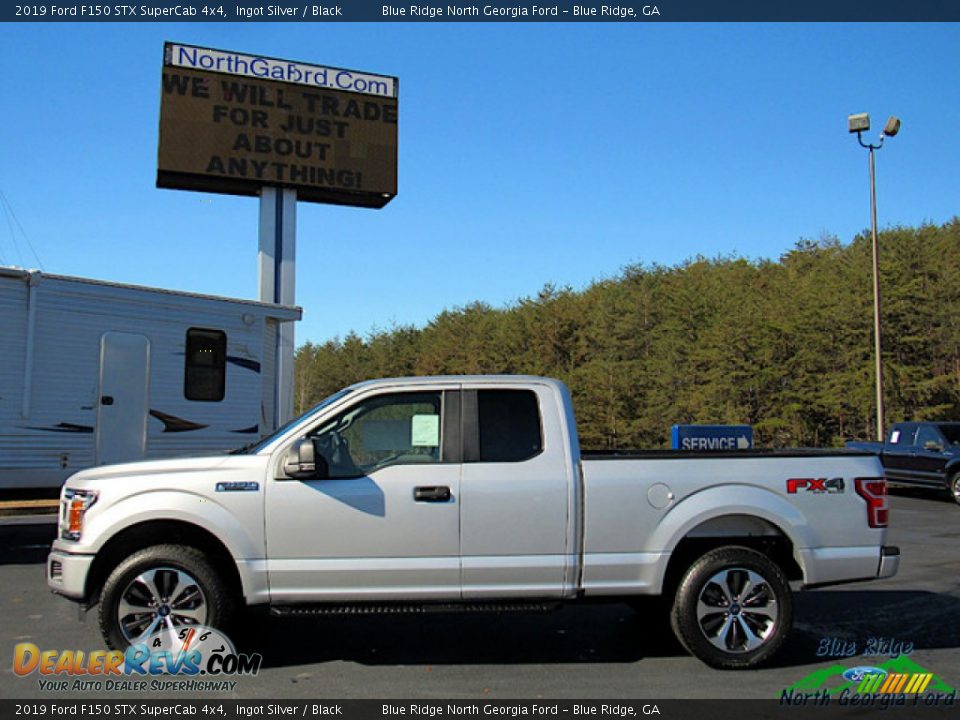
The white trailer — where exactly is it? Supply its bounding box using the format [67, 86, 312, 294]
[0, 267, 301, 489]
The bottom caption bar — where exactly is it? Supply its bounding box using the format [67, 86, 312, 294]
[4, 699, 959, 720]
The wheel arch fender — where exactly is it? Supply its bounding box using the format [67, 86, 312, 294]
[945, 459, 960, 480]
[648, 484, 815, 590]
[80, 491, 260, 603]
[82, 490, 261, 559]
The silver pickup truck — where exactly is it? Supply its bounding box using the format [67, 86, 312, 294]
[47, 375, 899, 668]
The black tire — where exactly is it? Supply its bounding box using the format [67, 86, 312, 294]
[669, 546, 792, 669]
[949, 473, 960, 506]
[98, 544, 235, 650]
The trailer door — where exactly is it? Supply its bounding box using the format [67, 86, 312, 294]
[96, 332, 150, 466]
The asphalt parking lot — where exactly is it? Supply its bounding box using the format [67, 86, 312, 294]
[1, 488, 957, 700]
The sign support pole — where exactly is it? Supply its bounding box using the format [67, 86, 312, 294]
[258, 187, 297, 430]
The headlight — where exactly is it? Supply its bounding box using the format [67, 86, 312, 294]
[61, 488, 98, 541]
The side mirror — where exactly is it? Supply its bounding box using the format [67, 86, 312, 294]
[283, 438, 329, 480]
[923, 440, 944, 453]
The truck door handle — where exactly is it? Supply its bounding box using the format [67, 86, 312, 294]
[413, 486, 451, 502]
[100, 396, 114, 406]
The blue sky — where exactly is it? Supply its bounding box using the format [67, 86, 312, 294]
[1, 23, 958, 345]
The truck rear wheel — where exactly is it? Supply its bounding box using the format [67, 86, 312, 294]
[97, 544, 235, 650]
[670, 546, 792, 669]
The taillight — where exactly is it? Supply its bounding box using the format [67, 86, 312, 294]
[855, 477, 889, 528]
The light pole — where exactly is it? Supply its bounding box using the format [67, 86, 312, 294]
[848, 113, 901, 442]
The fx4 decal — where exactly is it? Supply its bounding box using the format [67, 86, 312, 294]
[787, 477, 845, 494]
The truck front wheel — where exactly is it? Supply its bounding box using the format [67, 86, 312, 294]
[949, 473, 960, 506]
[97, 544, 235, 650]
[670, 546, 792, 669]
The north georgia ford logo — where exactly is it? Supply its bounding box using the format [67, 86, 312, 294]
[14, 626, 262, 686]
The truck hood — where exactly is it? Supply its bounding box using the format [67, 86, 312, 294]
[64, 455, 254, 486]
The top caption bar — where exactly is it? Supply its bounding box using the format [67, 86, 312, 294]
[6, 0, 960, 21]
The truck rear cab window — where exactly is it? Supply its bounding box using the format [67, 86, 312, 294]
[477, 390, 543, 462]
[184, 328, 226, 402]
[939, 425, 960, 446]
[888, 424, 915, 445]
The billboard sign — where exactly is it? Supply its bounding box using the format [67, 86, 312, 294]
[157, 42, 398, 208]
[671, 424, 753, 451]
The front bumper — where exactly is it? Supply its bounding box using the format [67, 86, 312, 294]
[46, 549, 94, 601]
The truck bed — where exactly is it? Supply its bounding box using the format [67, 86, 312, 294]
[582, 448, 876, 460]
[578, 448, 889, 593]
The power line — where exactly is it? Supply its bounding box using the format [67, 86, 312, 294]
[0, 189, 45, 270]
[0, 193, 18, 266]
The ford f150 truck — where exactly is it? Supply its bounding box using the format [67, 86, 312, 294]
[47, 376, 899, 668]
[848, 421, 960, 505]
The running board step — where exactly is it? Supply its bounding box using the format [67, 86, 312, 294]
[270, 601, 561, 617]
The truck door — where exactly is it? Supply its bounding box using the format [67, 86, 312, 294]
[912, 424, 951, 487]
[459, 385, 572, 599]
[265, 387, 462, 602]
[95, 332, 150, 466]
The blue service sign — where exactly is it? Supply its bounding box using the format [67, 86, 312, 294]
[671, 425, 753, 450]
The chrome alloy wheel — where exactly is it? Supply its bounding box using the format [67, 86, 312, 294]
[117, 566, 208, 644]
[695, 567, 778, 653]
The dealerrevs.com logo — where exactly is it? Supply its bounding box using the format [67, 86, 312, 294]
[14, 626, 262, 692]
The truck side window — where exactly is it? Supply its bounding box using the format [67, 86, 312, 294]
[477, 390, 543, 462]
[916, 425, 943, 450]
[184, 328, 226, 402]
[310, 392, 443, 478]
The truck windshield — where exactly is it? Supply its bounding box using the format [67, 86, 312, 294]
[231, 387, 355, 455]
[938, 425, 960, 446]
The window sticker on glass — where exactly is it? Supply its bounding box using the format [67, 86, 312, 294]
[411, 414, 440, 447]
[890, 430, 901, 444]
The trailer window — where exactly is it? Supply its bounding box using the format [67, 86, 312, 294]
[477, 390, 543, 462]
[184, 328, 226, 402]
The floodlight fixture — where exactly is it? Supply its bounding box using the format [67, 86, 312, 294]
[883, 116, 901, 137]
[848, 113, 870, 134]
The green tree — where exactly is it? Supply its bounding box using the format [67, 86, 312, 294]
[292, 218, 960, 449]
